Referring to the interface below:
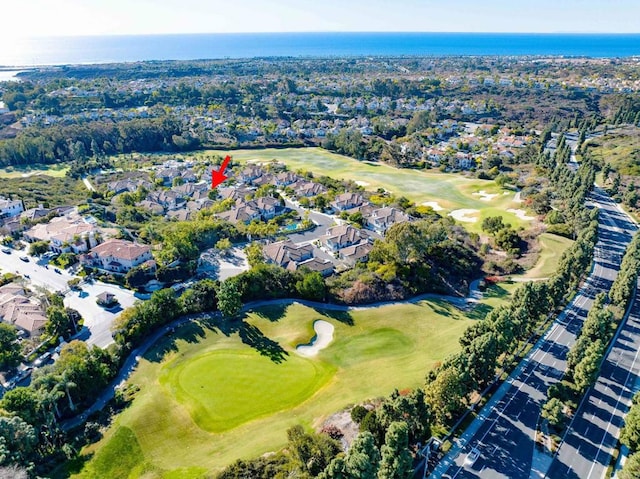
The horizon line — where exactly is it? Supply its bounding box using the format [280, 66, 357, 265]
[10, 30, 640, 40]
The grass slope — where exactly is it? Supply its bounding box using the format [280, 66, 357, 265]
[74, 284, 515, 478]
[521, 233, 573, 280]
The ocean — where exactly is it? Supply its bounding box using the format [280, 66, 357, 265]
[2, 32, 640, 66]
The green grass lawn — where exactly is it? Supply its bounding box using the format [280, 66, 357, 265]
[208, 147, 531, 233]
[521, 233, 574, 280]
[72, 284, 515, 478]
[0, 164, 69, 178]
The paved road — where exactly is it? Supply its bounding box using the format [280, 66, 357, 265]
[0, 249, 135, 348]
[546, 199, 640, 477]
[433, 187, 635, 479]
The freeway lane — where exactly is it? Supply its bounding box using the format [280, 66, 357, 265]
[546, 195, 640, 478]
[545, 292, 640, 478]
[433, 187, 634, 479]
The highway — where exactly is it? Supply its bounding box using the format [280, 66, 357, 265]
[546, 197, 640, 477]
[432, 187, 636, 479]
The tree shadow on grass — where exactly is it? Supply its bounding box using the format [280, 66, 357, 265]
[483, 283, 510, 300]
[144, 320, 211, 363]
[214, 314, 289, 363]
[252, 303, 290, 322]
[311, 307, 354, 326]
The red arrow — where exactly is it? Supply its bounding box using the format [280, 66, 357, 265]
[211, 155, 231, 190]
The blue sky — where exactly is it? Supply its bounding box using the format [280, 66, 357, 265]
[5, 0, 638, 38]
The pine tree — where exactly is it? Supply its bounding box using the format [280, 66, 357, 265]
[377, 422, 413, 479]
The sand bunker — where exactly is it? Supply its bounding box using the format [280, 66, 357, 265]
[448, 209, 479, 223]
[421, 201, 444, 211]
[507, 208, 535, 221]
[355, 180, 370, 187]
[296, 320, 335, 357]
[472, 190, 499, 201]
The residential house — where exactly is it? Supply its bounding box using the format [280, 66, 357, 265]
[250, 197, 281, 220]
[366, 207, 411, 234]
[0, 284, 48, 336]
[323, 225, 370, 252]
[331, 192, 364, 212]
[80, 239, 154, 274]
[263, 240, 313, 268]
[0, 197, 24, 220]
[215, 204, 261, 224]
[24, 215, 101, 254]
[288, 257, 334, 276]
[291, 180, 327, 198]
[339, 242, 373, 266]
[238, 166, 264, 185]
[275, 171, 300, 187]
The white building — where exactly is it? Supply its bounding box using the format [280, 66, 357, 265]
[0, 197, 24, 220]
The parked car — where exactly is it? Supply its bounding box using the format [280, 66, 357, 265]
[464, 447, 481, 467]
[19, 256, 29, 262]
[34, 352, 52, 367]
[1, 248, 11, 254]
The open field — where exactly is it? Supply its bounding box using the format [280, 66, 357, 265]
[209, 147, 532, 233]
[0, 164, 69, 178]
[520, 233, 574, 280]
[586, 125, 640, 176]
[73, 283, 517, 478]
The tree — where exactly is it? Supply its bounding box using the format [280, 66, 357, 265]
[425, 366, 467, 425]
[217, 280, 242, 318]
[216, 237, 232, 252]
[541, 397, 566, 429]
[245, 242, 265, 267]
[0, 416, 37, 467]
[296, 271, 326, 301]
[27, 240, 49, 256]
[287, 425, 341, 477]
[622, 396, 640, 452]
[619, 452, 640, 479]
[573, 340, 605, 393]
[481, 216, 505, 235]
[45, 306, 76, 340]
[0, 388, 40, 426]
[320, 455, 348, 479]
[179, 279, 218, 314]
[377, 422, 413, 479]
[0, 324, 21, 371]
[345, 431, 380, 479]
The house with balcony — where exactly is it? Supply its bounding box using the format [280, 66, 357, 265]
[365, 207, 411, 234]
[80, 239, 155, 274]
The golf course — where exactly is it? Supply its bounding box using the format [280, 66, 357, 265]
[72, 283, 516, 478]
[210, 147, 534, 233]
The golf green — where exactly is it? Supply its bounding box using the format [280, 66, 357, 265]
[160, 349, 335, 433]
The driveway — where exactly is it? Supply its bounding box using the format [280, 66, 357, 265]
[198, 246, 250, 281]
[283, 198, 337, 244]
[0, 248, 136, 348]
[64, 281, 137, 348]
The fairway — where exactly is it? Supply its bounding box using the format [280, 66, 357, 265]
[73, 288, 518, 478]
[0, 164, 69, 178]
[521, 233, 573, 279]
[209, 147, 532, 232]
[161, 349, 334, 432]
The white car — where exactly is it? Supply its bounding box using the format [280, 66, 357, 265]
[464, 447, 480, 467]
